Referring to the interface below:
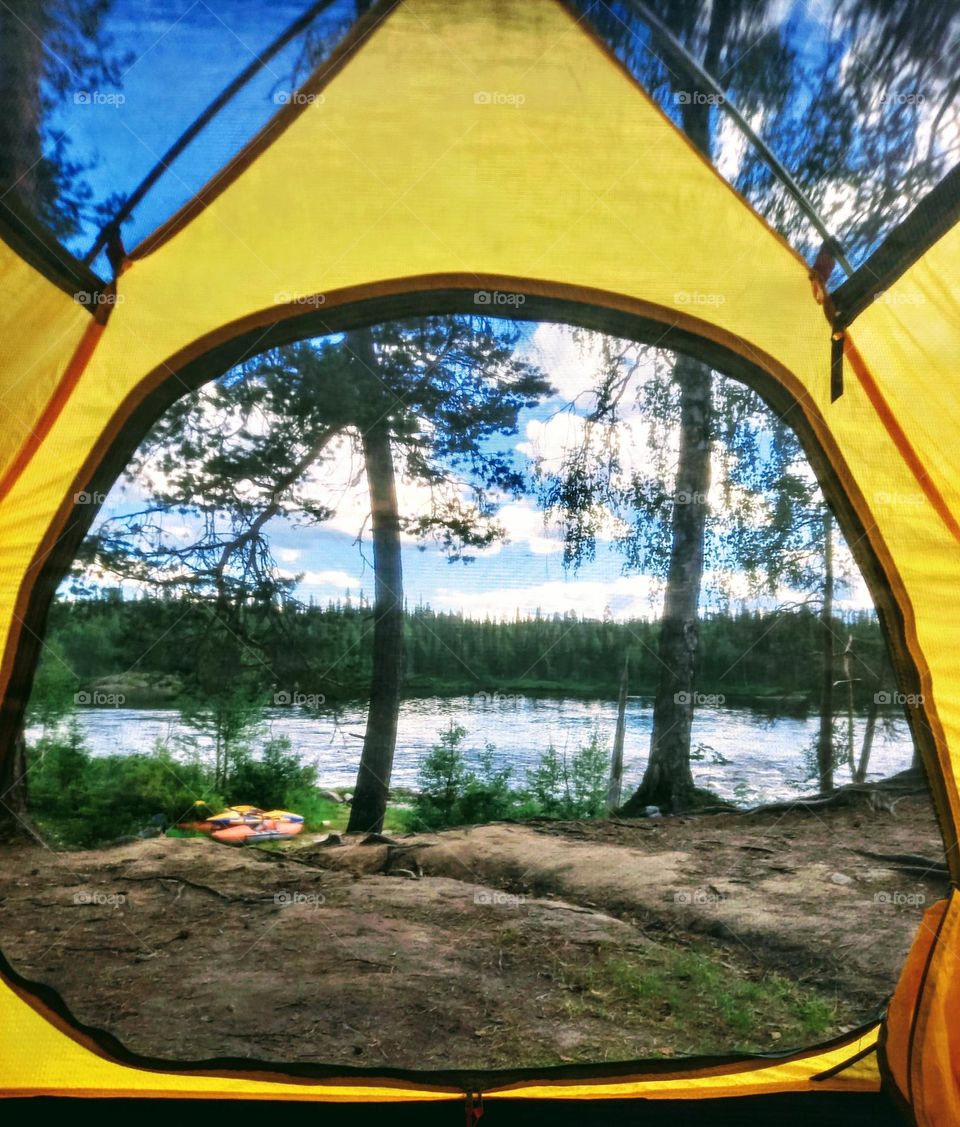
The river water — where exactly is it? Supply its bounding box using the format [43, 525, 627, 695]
[38, 695, 917, 807]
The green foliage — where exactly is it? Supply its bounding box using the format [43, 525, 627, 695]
[408, 725, 537, 829]
[27, 729, 225, 848]
[409, 725, 608, 830]
[26, 723, 324, 847]
[227, 737, 317, 810]
[25, 644, 78, 733]
[33, 593, 896, 713]
[526, 730, 609, 819]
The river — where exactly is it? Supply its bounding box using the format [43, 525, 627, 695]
[36, 695, 917, 807]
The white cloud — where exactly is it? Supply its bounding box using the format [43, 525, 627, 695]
[295, 569, 366, 590]
[432, 574, 663, 621]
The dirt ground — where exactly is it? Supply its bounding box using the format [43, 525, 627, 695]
[0, 796, 948, 1071]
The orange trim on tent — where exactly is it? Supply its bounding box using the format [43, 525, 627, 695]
[843, 333, 960, 546]
[0, 306, 109, 506]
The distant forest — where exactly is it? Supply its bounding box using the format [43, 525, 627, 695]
[37, 592, 895, 712]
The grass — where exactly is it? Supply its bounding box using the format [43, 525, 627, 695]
[545, 942, 844, 1054]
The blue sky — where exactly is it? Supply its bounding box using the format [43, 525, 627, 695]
[92, 319, 872, 620]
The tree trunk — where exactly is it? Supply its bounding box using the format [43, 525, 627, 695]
[617, 10, 729, 816]
[607, 654, 628, 811]
[854, 694, 878, 784]
[621, 354, 712, 814]
[0, 731, 29, 841]
[817, 509, 835, 792]
[843, 634, 856, 776]
[347, 335, 404, 834]
[0, 0, 45, 207]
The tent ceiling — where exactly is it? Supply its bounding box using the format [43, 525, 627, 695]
[1, 0, 956, 275]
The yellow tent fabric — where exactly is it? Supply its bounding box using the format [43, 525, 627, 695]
[0, 237, 94, 489]
[0, 0, 957, 1114]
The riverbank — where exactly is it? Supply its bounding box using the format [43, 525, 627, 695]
[0, 794, 945, 1069]
[49, 695, 916, 814]
[90, 670, 815, 712]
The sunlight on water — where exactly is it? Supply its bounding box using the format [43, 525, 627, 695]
[39, 696, 916, 808]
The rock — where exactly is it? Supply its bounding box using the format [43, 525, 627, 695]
[829, 871, 853, 885]
[643, 806, 662, 818]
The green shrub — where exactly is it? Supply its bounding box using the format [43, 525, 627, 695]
[409, 725, 532, 829]
[28, 728, 225, 847]
[526, 729, 609, 818]
[226, 736, 317, 810]
[409, 725, 608, 830]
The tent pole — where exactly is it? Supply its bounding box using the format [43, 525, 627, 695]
[623, 0, 854, 276]
[81, 0, 340, 266]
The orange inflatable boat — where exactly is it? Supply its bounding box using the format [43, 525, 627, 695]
[210, 810, 304, 844]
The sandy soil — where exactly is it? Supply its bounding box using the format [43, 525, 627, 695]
[0, 795, 947, 1071]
